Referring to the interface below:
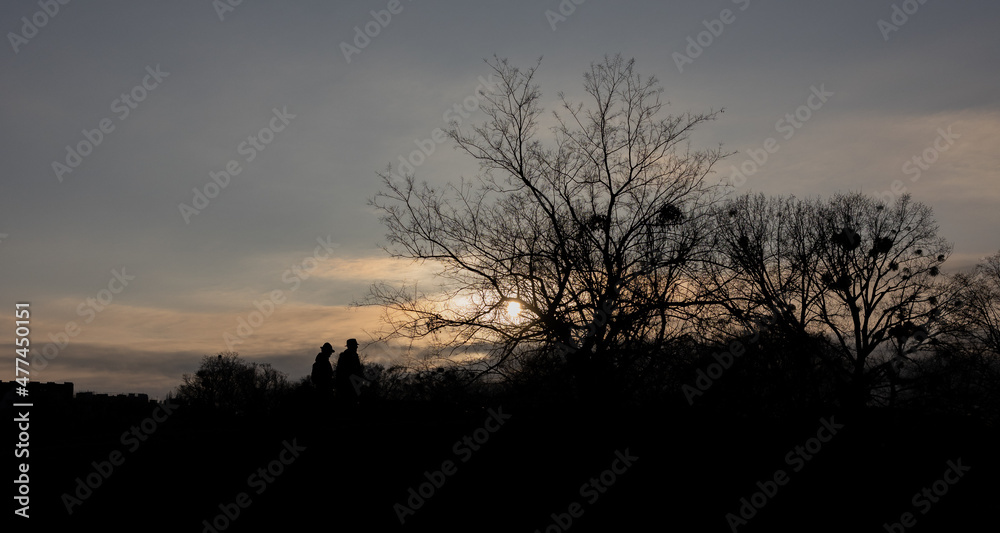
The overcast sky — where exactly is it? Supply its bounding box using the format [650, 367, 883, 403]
[2, 0, 997, 399]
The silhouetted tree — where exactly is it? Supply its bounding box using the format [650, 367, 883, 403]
[813, 193, 951, 409]
[942, 251, 1000, 356]
[366, 55, 727, 398]
[701, 193, 826, 338]
[919, 251, 1000, 423]
[705, 192, 953, 411]
[176, 352, 290, 417]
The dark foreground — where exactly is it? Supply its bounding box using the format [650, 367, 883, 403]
[12, 397, 999, 532]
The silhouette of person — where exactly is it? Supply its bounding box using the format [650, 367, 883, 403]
[335, 338, 364, 409]
[312, 343, 335, 396]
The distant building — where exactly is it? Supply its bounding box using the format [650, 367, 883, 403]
[1, 381, 157, 409]
[0, 380, 74, 405]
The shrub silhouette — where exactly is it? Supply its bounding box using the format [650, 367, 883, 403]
[176, 352, 290, 418]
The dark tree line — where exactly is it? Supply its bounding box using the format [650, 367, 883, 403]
[363, 54, 1000, 421]
[172, 56, 997, 423]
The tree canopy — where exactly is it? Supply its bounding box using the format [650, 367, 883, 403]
[368, 55, 727, 386]
[176, 352, 289, 417]
[364, 54, 993, 415]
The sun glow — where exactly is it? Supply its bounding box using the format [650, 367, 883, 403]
[506, 301, 522, 319]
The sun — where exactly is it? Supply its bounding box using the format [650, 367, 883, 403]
[505, 301, 522, 319]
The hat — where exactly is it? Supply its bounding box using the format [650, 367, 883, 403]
[346, 338, 358, 347]
[321, 342, 333, 352]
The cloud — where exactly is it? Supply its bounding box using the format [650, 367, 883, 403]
[3, 0, 998, 399]
[732, 107, 1000, 265]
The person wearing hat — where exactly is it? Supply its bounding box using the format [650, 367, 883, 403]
[334, 338, 364, 408]
[312, 343, 335, 394]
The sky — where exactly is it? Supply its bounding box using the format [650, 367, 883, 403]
[2, 0, 998, 399]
